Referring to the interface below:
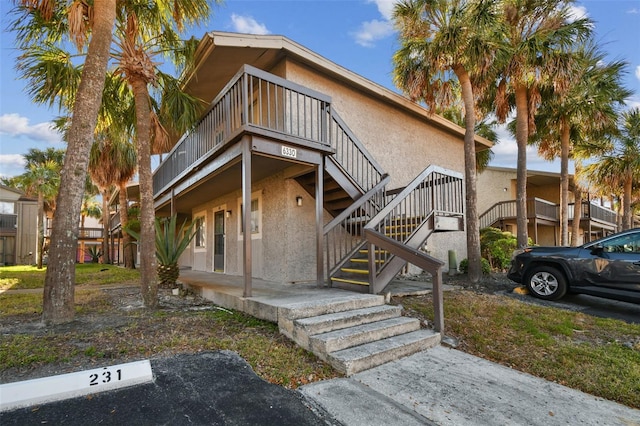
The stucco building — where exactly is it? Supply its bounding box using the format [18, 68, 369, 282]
[151, 32, 492, 295]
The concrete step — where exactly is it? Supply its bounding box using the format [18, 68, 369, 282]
[309, 316, 421, 353]
[277, 294, 385, 343]
[326, 329, 440, 376]
[294, 305, 402, 337]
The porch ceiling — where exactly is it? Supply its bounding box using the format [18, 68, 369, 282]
[185, 45, 283, 104]
[156, 153, 304, 215]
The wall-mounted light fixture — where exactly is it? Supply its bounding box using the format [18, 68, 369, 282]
[296, 196, 303, 207]
[226, 210, 232, 218]
[503, 187, 508, 192]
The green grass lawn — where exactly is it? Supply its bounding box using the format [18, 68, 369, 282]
[0, 264, 140, 290]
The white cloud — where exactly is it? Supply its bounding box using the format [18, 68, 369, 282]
[351, 0, 399, 47]
[0, 113, 62, 144]
[0, 154, 26, 178]
[568, 4, 588, 21]
[627, 8, 639, 14]
[635, 65, 640, 81]
[367, 0, 397, 21]
[230, 14, 269, 35]
[352, 19, 395, 48]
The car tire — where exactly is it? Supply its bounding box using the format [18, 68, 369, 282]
[525, 265, 567, 301]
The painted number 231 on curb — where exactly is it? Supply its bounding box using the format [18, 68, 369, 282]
[89, 367, 122, 386]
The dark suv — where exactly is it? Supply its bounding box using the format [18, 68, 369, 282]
[507, 228, 640, 303]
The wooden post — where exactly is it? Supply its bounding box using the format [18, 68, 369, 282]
[432, 266, 444, 334]
[242, 139, 252, 297]
[316, 159, 324, 287]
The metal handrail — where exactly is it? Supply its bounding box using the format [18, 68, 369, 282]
[323, 175, 390, 279]
[329, 112, 385, 193]
[364, 165, 464, 277]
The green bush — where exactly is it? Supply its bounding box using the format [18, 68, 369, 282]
[480, 227, 518, 271]
[459, 257, 491, 275]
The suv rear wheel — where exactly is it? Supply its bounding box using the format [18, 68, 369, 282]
[525, 265, 567, 300]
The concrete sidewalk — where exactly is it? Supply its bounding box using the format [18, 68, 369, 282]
[301, 346, 640, 426]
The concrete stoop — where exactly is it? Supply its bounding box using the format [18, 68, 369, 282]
[277, 295, 440, 376]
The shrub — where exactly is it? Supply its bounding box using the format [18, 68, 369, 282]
[459, 257, 491, 275]
[480, 227, 518, 271]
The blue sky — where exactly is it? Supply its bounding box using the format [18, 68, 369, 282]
[1, 0, 639, 178]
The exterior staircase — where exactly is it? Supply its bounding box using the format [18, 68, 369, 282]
[277, 294, 440, 376]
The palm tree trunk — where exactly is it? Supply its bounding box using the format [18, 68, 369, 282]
[118, 182, 135, 269]
[455, 66, 481, 283]
[559, 119, 570, 246]
[101, 188, 111, 263]
[571, 160, 583, 246]
[132, 78, 158, 308]
[37, 192, 44, 269]
[515, 84, 529, 247]
[42, 0, 117, 324]
[623, 174, 632, 230]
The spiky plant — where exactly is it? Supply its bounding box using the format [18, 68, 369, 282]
[155, 215, 196, 288]
[127, 215, 195, 288]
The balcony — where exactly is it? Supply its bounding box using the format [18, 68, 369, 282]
[480, 199, 618, 230]
[153, 64, 332, 198]
[0, 214, 17, 235]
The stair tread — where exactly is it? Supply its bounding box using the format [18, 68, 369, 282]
[340, 267, 368, 274]
[329, 329, 438, 361]
[312, 316, 419, 342]
[295, 305, 401, 327]
[331, 277, 369, 286]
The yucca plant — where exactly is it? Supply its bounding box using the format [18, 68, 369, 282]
[127, 215, 195, 288]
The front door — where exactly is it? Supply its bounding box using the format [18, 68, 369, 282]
[213, 210, 225, 272]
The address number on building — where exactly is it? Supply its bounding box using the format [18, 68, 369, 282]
[281, 146, 297, 158]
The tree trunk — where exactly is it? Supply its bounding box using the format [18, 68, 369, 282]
[559, 118, 570, 246]
[131, 78, 158, 308]
[623, 174, 632, 230]
[37, 192, 44, 269]
[119, 182, 135, 269]
[571, 160, 583, 246]
[514, 84, 529, 247]
[455, 66, 481, 283]
[101, 188, 111, 263]
[42, 0, 116, 325]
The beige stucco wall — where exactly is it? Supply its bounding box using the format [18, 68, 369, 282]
[477, 169, 516, 215]
[189, 167, 332, 282]
[282, 59, 466, 188]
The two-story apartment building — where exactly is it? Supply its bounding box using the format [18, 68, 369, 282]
[0, 184, 37, 266]
[151, 32, 492, 296]
[478, 166, 619, 245]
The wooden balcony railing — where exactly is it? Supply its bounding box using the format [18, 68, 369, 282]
[153, 65, 332, 197]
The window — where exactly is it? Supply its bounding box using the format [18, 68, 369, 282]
[602, 233, 640, 253]
[238, 192, 262, 239]
[194, 214, 205, 250]
[0, 202, 15, 214]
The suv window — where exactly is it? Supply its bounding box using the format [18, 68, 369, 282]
[601, 233, 640, 253]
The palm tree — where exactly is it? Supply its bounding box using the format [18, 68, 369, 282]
[393, 0, 500, 282]
[110, 0, 213, 307]
[531, 43, 630, 245]
[492, 0, 592, 247]
[12, 0, 117, 324]
[15, 160, 61, 268]
[585, 108, 640, 230]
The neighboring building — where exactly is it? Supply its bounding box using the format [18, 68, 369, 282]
[151, 32, 492, 295]
[0, 184, 37, 266]
[478, 166, 619, 246]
